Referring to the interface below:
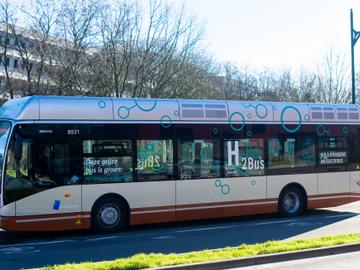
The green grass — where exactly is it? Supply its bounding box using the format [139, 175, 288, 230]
[38, 233, 360, 270]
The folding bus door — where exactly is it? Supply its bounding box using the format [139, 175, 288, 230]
[175, 139, 223, 221]
[13, 137, 83, 230]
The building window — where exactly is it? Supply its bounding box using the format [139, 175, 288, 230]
[83, 140, 133, 183]
[137, 140, 173, 181]
[225, 139, 265, 177]
[178, 139, 220, 179]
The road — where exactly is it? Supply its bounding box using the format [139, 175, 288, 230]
[229, 250, 360, 270]
[0, 201, 360, 270]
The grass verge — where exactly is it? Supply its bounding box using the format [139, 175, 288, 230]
[38, 233, 360, 270]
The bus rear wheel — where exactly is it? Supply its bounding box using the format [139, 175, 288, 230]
[91, 197, 127, 233]
[278, 186, 305, 217]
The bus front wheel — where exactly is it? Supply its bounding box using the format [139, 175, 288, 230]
[91, 196, 127, 233]
[278, 186, 305, 217]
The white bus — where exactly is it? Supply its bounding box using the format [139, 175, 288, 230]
[0, 96, 359, 232]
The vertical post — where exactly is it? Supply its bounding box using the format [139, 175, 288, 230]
[351, 9, 356, 104]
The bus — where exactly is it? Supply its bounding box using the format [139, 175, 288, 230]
[0, 95, 359, 232]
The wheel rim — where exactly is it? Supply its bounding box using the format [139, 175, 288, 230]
[98, 203, 121, 228]
[283, 192, 300, 214]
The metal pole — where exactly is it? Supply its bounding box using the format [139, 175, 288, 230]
[351, 9, 360, 104]
[351, 9, 356, 104]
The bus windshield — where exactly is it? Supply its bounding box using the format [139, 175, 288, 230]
[0, 121, 11, 193]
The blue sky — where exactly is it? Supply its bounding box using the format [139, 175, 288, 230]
[11, 0, 360, 72]
[171, 0, 360, 72]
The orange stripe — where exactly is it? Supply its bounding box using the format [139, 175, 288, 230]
[0, 215, 90, 232]
[176, 207, 222, 222]
[308, 197, 351, 209]
[223, 203, 277, 218]
[131, 212, 175, 225]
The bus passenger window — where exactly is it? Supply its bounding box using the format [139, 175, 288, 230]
[178, 139, 220, 180]
[136, 140, 173, 181]
[268, 138, 315, 169]
[83, 140, 133, 183]
[224, 139, 264, 177]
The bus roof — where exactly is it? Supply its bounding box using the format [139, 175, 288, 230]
[0, 95, 359, 124]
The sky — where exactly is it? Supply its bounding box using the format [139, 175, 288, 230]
[170, 0, 360, 72]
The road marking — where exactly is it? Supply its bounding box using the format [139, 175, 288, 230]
[321, 213, 358, 219]
[175, 225, 236, 233]
[151, 235, 175, 240]
[0, 239, 75, 248]
[85, 236, 119, 242]
[252, 219, 298, 226]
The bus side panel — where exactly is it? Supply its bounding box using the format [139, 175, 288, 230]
[350, 171, 360, 202]
[222, 176, 275, 217]
[309, 172, 351, 208]
[82, 181, 176, 226]
[267, 173, 318, 203]
[0, 202, 15, 216]
[1, 186, 84, 231]
[175, 179, 222, 221]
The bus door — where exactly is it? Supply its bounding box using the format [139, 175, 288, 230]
[6, 134, 83, 227]
[176, 139, 223, 221]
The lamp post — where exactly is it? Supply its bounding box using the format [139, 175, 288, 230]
[351, 9, 360, 104]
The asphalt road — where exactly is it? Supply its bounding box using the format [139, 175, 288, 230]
[1, 201, 360, 270]
[229, 250, 360, 270]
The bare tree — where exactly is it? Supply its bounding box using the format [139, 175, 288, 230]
[316, 49, 350, 104]
[54, 0, 102, 95]
[18, 0, 59, 95]
[0, 0, 15, 98]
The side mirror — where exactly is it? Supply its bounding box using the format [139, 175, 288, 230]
[13, 136, 23, 161]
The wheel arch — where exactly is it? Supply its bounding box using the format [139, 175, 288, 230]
[91, 193, 131, 227]
[278, 182, 308, 211]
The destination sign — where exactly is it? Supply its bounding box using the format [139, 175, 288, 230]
[319, 151, 347, 165]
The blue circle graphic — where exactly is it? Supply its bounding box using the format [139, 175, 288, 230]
[255, 104, 268, 118]
[221, 185, 230, 195]
[247, 113, 252, 119]
[160, 115, 172, 128]
[343, 126, 349, 135]
[174, 110, 179, 116]
[251, 180, 256, 186]
[118, 106, 130, 119]
[135, 99, 157, 111]
[316, 124, 330, 136]
[229, 112, 245, 132]
[247, 130, 252, 137]
[304, 114, 310, 121]
[98, 100, 106, 109]
[215, 179, 222, 187]
[212, 128, 219, 135]
[280, 106, 302, 133]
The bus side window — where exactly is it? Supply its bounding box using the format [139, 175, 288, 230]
[83, 140, 133, 183]
[136, 140, 173, 181]
[178, 139, 220, 180]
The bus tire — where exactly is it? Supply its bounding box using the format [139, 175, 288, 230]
[278, 186, 305, 217]
[91, 196, 127, 233]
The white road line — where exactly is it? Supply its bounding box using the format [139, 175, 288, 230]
[175, 225, 236, 233]
[85, 236, 119, 241]
[151, 235, 175, 240]
[0, 239, 75, 248]
[321, 213, 358, 219]
[252, 219, 298, 226]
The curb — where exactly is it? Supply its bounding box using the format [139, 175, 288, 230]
[150, 242, 360, 270]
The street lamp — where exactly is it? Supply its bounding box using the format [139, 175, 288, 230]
[351, 9, 360, 104]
